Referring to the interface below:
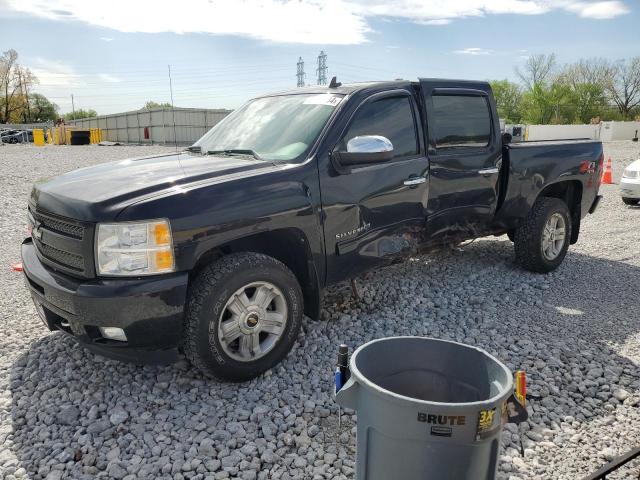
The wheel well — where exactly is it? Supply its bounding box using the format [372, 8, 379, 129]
[191, 229, 321, 320]
[538, 180, 582, 244]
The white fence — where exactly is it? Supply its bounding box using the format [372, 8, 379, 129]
[600, 121, 640, 141]
[522, 121, 640, 142]
[67, 107, 232, 145]
[525, 124, 601, 141]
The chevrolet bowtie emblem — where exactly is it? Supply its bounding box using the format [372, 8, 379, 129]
[32, 221, 42, 240]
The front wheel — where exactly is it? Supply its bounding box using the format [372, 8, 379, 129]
[622, 197, 639, 206]
[184, 253, 303, 381]
[514, 197, 572, 273]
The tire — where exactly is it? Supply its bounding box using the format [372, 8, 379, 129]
[183, 253, 303, 381]
[622, 197, 639, 206]
[514, 197, 572, 273]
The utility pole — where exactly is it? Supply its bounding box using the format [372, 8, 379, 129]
[168, 65, 178, 150]
[316, 50, 328, 86]
[18, 69, 26, 122]
[71, 94, 76, 121]
[296, 57, 306, 87]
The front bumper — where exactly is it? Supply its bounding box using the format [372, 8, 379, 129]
[21, 239, 189, 364]
[620, 178, 640, 199]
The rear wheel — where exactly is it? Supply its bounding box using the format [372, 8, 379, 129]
[184, 253, 303, 381]
[622, 197, 639, 206]
[514, 197, 572, 273]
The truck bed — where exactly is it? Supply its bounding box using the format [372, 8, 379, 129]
[493, 139, 603, 231]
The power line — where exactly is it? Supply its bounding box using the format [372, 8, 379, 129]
[316, 51, 327, 86]
[296, 57, 305, 88]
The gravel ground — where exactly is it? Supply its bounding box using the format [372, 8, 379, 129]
[1, 142, 639, 480]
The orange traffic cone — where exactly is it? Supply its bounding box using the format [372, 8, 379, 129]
[601, 156, 613, 184]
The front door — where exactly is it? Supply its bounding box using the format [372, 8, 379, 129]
[319, 89, 429, 284]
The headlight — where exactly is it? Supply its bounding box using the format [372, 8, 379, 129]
[96, 219, 175, 276]
[622, 168, 638, 179]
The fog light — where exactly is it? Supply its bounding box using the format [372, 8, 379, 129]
[99, 327, 127, 342]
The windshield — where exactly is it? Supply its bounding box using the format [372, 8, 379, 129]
[192, 93, 343, 162]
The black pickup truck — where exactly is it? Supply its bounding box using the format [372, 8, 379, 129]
[22, 79, 603, 381]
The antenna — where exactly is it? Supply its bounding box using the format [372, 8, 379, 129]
[168, 64, 178, 151]
[316, 50, 328, 85]
[296, 57, 306, 87]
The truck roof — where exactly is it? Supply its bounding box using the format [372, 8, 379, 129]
[259, 78, 491, 98]
[260, 80, 415, 97]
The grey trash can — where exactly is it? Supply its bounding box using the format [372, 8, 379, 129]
[335, 337, 515, 480]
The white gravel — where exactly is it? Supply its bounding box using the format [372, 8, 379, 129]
[1, 141, 639, 480]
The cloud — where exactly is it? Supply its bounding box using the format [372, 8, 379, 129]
[3, 0, 369, 44]
[454, 47, 492, 55]
[97, 73, 121, 83]
[2, 0, 631, 44]
[25, 58, 122, 87]
[100, 36, 113, 42]
[28, 57, 81, 86]
[420, 19, 452, 25]
[563, 1, 630, 19]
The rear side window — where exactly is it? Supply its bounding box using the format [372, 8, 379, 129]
[339, 96, 418, 158]
[432, 95, 491, 149]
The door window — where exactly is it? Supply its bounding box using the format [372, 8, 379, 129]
[339, 96, 418, 158]
[432, 95, 491, 149]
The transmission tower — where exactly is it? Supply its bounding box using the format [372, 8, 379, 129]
[316, 50, 328, 85]
[296, 57, 306, 87]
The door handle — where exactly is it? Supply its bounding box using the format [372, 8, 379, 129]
[403, 177, 426, 186]
[478, 167, 499, 175]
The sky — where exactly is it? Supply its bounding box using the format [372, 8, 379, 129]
[1, 0, 638, 115]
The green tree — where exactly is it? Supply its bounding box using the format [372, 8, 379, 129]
[558, 58, 612, 123]
[516, 53, 557, 90]
[27, 93, 58, 122]
[64, 108, 97, 121]
[142, 100, 173, 110]
[569, 83, 607, 124]
[489, 80, 523, 123]
[606, 57, 640, 120]
[520, 82, 572, 125]
[0, 49, 20, 123]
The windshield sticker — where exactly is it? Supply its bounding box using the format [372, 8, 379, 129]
[303, 94, 343, 106]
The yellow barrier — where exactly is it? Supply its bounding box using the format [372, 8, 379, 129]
[46, 128, 53, 144]
[33, 129, 45, 146]
[88, 128, 103, 144]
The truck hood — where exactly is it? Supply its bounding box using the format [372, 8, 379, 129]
[30, 152, 281, 221]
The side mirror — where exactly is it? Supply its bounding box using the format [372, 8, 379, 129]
[333, 135, 394, 167]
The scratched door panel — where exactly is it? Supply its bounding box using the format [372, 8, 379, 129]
[320, 156, 428, 284]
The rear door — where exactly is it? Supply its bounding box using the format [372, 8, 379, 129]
[419, 79, 502, 241]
